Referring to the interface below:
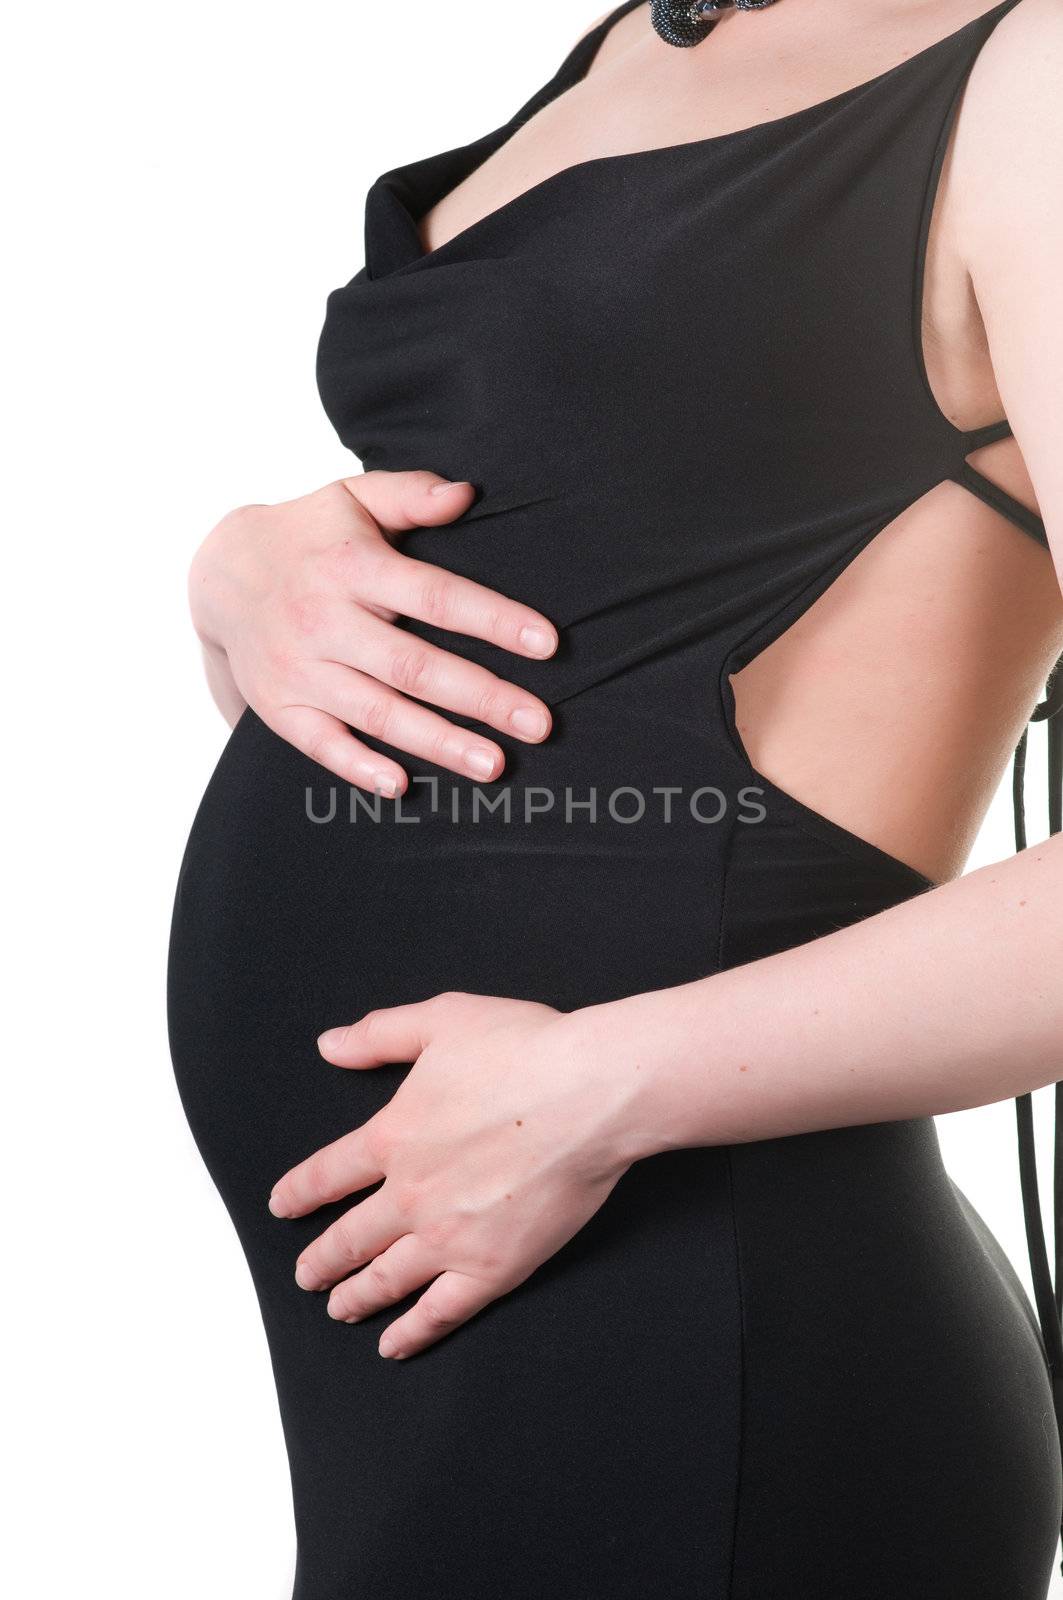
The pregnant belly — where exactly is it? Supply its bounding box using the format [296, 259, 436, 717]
[167, 679, 937, 1182]
[166, 705, 1060, 1600]
[165, 703, 756, 1598]
[166, 702, 735, 1187]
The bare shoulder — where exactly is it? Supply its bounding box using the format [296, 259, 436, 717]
[949, 0, 1063, 251]
[575, 3, 645, 68]
[958, 0, 1063, 159]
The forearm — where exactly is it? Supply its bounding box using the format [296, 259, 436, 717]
[583, 834, 1063, 1163]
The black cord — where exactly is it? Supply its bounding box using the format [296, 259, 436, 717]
[1011, 651, 1063, 1574]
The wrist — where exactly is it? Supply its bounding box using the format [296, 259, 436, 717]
[561, 985, 710, 1167]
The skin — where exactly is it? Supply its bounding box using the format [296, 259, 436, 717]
[194, 0, 1063, 1357]
[271, 837, 1063, 1352]
[190, 473, 558, 795]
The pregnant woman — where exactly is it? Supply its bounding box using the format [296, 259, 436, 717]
[169, 1, 1063, 1594]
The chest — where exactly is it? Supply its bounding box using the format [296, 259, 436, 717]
[416, 8, 999, 433]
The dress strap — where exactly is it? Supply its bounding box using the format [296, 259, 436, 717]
[582, 0, 647, 58]
[956, 455, 1050, 549]
[962, 417, 1014, 450]
[509, 1, 644, 129]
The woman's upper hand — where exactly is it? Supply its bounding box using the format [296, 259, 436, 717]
[267, 993, 642, 1359]
[188, 472, 558, 795]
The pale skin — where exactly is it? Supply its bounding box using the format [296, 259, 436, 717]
[192, 0, 1063, 1357]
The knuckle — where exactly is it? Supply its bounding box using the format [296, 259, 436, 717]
[363, 1116, 394, 1168]
[303, 1150, 336, 1203]
[471, 681, 503, 726]
[336, 1214, 362, 1259]
[422, 1296, 459, 1330]
[366, 1260, 395, 1298]
[432, 990, 469, 1016]
[474, 1246, 507, 1278]
[427, 726, 457, 765]
[265, 641, 303, 681]
[356, 696, 395, 741]
[388, 647, 434, 696]
[303, 727, 338, 770]
[419, 1214, 457, 1253]
[359, 1009, 387, 1048]
[482, 604, 511, 642]
[390, 1181, 422, 1222]
[418, 579, 453, 627]
[283, 593, 329, 639]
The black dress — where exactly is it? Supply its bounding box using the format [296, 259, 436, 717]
[168, 1, 1063, 1593]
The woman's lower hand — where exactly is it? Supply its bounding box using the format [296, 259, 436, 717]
[268, 992, 643, 1358]
[188, 472, 558, 795]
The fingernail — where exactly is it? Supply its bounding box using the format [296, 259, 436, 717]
[327, 1296, 346, 1321]
[429, 480, 469, 497]
[373, 774, 398, 798]
[318, 1027, 347, 1052]
[378, 1335, 403, 1359]
[520, 626, 555, 657]
[510, 706, 548, 740]
[464, 747, 498, 780]
[268, 1191, 290, 1218]
[295, 1262, 322, 1291]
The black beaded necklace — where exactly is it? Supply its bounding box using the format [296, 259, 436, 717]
[651, 0, 780, 49]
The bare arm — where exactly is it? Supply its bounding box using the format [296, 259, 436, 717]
[603, 0, 1063, 1156]
[582, 834, 1063, 1156]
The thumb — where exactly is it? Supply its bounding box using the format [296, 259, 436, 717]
[317, 999, 435, 1068]
[342, 469, 477, 534]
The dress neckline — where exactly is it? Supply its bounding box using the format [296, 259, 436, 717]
[369, 0, 1021, 276]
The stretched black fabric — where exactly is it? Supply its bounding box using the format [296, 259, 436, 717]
[169, 1, 1063, 1593]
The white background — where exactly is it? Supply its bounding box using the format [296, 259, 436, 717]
[4, 2, 1059, 1594]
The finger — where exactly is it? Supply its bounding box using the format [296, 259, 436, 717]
[346, 612, 553, 744]
[326, 1234, 438, 1322]
[340, 471, 477, 534]
[365, 549, 558, 660]
[316, 997, 446, 1068]
[377, 1271, 497, 1360]
[269, 1122, 384, 1219]
[294, 1190, 405, 1291]
[271, 704, 407, 796]
[313, 662, 507, 784]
